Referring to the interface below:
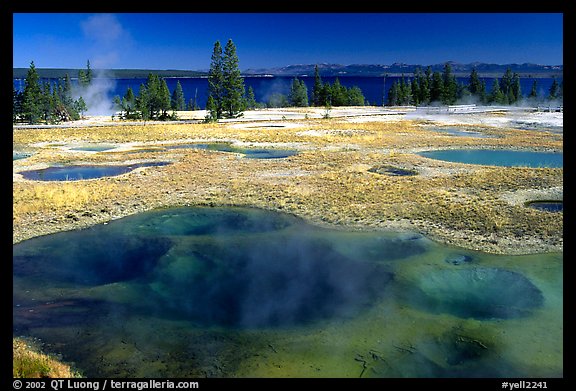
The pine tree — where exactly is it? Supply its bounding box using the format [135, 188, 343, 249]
[469, 68, 480, 95]
[489, 78, 506, 104]
[160, 79, 172, 118]
[171, 80, 186, 111]
[312, 65, 323, 106]
[411, 77, 420, 106]
[387, 81, 399, 106]
[115, 87, 137, 119]
[347, 86, 365, 106]
[441, 63, 457, 105]
[430, 71, 444, 103]
[21, 61, 43, 124]
[244, 86, 257, 109]
[320, 83, 332, 107]
[74, 97, 87, 118]
[288, 77, 308, 107]
[479, 80, 487, 104]
[78, 60, 92, 88]
[398, 76, 412, 105]
[548, 77, 559, 100]
[86, 60, 93, 85]
[511, 73, 522, 103]
[222, 39, 245, 118]
[528, 80, 538, 100]
[136, 83, 149, 120]
[207, 41, 224, 120]
[501, 68, 513, 102]
[205, 95, 218, 122]
[419, 67, 431, 105]
[331, 78, 348, 106]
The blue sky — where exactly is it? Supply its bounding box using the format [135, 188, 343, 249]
[13, 13, 563, 70]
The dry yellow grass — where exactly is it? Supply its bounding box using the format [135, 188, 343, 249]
[13, 181, 138, 225]
[13, 337, 81, 378]
[13, 116, 562, 253]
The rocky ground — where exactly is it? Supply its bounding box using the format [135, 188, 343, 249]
[13, 106, 563, 255]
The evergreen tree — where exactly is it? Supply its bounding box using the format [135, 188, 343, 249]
[441, 63, 457, 105]
[114, 87, 136, 119]
[330, 78, 348, 106]
[419, 66, 431, 105]
[528, 80, 538, 100]
[136, 83, 149, 119]
[489, 78, 506, 104]
[387, 81, 399, 106]
[86, 60, 93, 85]
[398, 75, 412, 105]
[479, 80, 487, 104]
[124, 87, 136, 118]
[500, 68, 513, 103]
[469, 67, 482, 96]
[160, 78, 172, 118]
[511, 72, 522, 103]
[347, 86, 365, 106]
[411, 77, 420, 106]
[312, 65, 323, 106]
[21, 61, 43, 124]
[144, 73, 161, 119]
[171, 80, 186, 111]
[204, 95, 218, 122]
[244, 86, 257, 109]
[320, 83, 332, 107]
[222, 39, 245, 118]
[207, 40, 224, 120]
[74, 97, 87, 118]
[548, 77, 559, 100]
[51, 85, 64, 123]
[430, 71, 444, 103]
[288, 77, 309, 107]
[78, 60, 92, 88]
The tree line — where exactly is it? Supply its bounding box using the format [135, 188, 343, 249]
[386, 63, 563, 106]
[13, 61, 90, 124]
[13, 39, 368, 124]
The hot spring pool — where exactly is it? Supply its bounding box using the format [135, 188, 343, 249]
[13, 207, 562, 377]
[418, 149, 563, 168]
[18, 161, 170, 181]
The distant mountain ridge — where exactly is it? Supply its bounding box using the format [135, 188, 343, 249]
[13, 62, 563, 79]
[243, 62, 563, 78]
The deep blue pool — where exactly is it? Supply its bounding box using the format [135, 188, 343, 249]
[19, 161, 170, 181]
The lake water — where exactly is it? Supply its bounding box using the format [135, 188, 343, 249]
[13, 76, 559, 109]
[13, 206, 563, 378]
[418, 149, 563, 168]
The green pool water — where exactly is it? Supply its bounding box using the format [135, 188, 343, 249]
[13, 207, 563, 378]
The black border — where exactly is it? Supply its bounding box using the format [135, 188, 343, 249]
[7, 4, 572, 389]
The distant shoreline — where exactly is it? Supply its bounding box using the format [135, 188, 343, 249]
[13, 65, 563, 80]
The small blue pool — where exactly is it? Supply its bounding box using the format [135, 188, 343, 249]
[19, 161, 170, 181]
[418, 149, 563, 168]
[13, 152, 32, 161]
